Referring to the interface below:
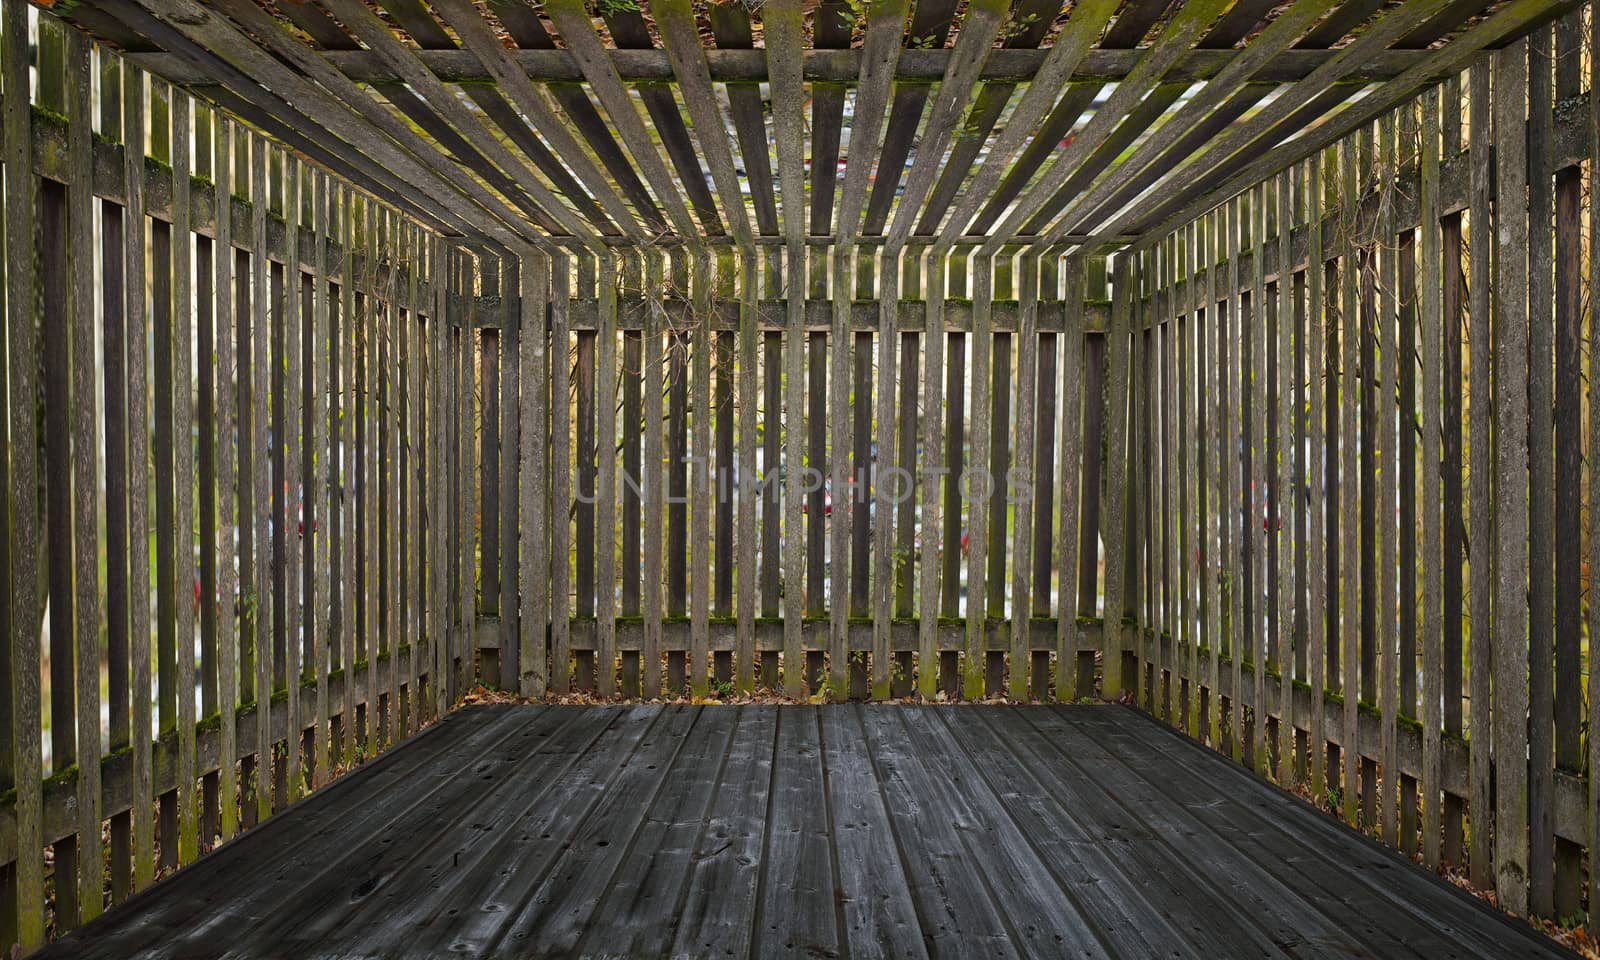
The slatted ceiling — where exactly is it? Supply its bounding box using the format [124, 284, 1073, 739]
[482, 0, 668, 230]
[1071, 83, 1273, 240]
[542, 0, 701, 239]
[1098, 0, 1450, 247]
[968, 82, 1097, 235]
[860, 0, 959, 235]
[912, 0, 1059, 237]
[430, 0, 636, 239]
[92, 0, 461, 235]
[1039, 0, 1330, 245]
[709, 3, 778, 237]
[808, 0, 851, 237]
[1021, 82, 1190, 237]
[605, 8, 726, 235]
[42, 0, 1532, 256]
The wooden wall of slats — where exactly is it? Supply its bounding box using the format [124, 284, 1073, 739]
[1, 10, 446, 950]
[490, 245, 1113, 709]
[1134, 15, 1599, 929]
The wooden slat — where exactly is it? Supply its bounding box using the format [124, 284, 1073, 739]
[916, 252, 946, 699]
[212, 114, 239, 844]
[1274, 169, 1294, 783]
[1337, 137, 1360, 827]
[1224, 197, 1243, 762]
[766, 0, 806, 698]
[1202, 212, 1220, 748]
[1, 0, 40, 940]
[1418, 85, 1443, 870]
[1008, 255, 1037, 700]
[690, 250, 712, 695]
[1305, 156, 1327, 802]
[344, 189, 363, 737]
[1055, 257, 1086, 700]
[308, 172, 329, 778]
[1102, 258, 1133, 700]
[1492, 37, 1531, 917]
[1174, 234, 1192, 728]
[1467, 58, 1494, 893]
[134, 43, 1458, 87]
[56, 28, 101, 923]
[642, 253, 666, 697]
[1526, 23, 1556, 921]
[283, 151, 305, 799]
[1551, 10, 1584, 921]
[1590, 8, 1600, 937]
[407, 228, 424, 728]
[520, 250, 550, 697]
[371, 210, 388, 719]
[550, 255, 573, 694]
[1160, 238, 1177, 722]
[250, 133, 273, 826]
[964, 258, 994, 699]
[735, 254, 759, 690]
[457, 247, 477, 699]
[1377, 111, 1399, 845]
[1249, 183, 1268, 771]
[593, 253, 617, 696]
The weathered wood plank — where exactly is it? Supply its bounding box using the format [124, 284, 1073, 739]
[964, 258, 994, 700]
[1551, 9, 1584, 921]
[1467, 58, 1495, 893]
[518, 251, 547, 697]
[1589, 7, 1600, 936]
[1526, 23, 1557, 921]
[250, 133, 274, 827]
[1274, 170, 1295, 785]
[1492, 38, 1531, 917]
[1418, 87, 1444, 870]
[1305, 156, 1327, 803]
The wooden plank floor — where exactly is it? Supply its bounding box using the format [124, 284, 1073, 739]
[44, 704, 1575, 959]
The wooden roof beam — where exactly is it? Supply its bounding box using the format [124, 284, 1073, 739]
[127, 46, 1435, 87]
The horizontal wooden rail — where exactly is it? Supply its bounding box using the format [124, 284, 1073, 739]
[134, 46, 1434, 87]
